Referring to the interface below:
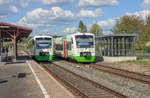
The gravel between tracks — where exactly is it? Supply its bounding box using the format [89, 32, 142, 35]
[96, 62, 150, 75]
[44, 64, 118, 98]
[54, 60, 150, 98]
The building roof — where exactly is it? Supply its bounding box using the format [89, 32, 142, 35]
[96, 34, 137, 38]
[0, 22, 32, 38]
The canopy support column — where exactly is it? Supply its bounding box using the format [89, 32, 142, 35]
[13, 28, 19, 62]
[13, 36, 17, 62]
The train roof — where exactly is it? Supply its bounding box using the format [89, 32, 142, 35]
[55, 32, 94, 41]
[63, 32, 94, 38]
[33, 35, 53, 39]
[71, 32, 94, 36]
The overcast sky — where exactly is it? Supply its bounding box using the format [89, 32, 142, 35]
[0, 0, 150, 36]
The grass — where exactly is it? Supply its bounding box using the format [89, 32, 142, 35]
[120, 58, 150, 67]
[136, 48, 150, 53]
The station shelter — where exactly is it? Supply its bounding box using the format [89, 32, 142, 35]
[0, 22, 32, 62]
[95, 34, 137, 62]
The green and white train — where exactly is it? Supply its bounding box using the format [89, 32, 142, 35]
[54, 33, 95, 62]
[28, 36, 53, 61]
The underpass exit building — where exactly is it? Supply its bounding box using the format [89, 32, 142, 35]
[95, 34, 136, 62]
[0, 22, 32, 62]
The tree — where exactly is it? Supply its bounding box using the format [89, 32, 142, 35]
[90, 23, 103, 36]
[144, 16, 150, 39]
[137, 16, 150, 48]
[112, 16, 144, 34]
[78, 20, 87, 33]
[112, 15, 148, 49]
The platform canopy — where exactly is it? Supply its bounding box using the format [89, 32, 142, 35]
[0, 22, 32, 38]
[0, 22, 32, 61]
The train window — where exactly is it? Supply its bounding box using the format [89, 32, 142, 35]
[71, 38, 73, 44]
[36, 43, 51, 49]
[35, 38, 52, 49]
[67, 42, 71, 50]
[75, 35, 94, 48]
[56, 44, 63, 50]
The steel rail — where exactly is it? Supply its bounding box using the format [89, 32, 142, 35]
[40, 62, 127, 98]
[91, 64, 150, 85]
[60, 60, 150, 85]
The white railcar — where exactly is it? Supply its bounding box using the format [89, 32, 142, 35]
[28, 36, 53, 61]
[54, 32, 95, 62]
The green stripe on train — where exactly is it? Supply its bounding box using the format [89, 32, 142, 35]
[57, 53, 95, 62]
[34, 55, 53, 61]
[71, 56, 95, 62]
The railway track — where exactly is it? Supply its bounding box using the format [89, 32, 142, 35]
[91, 64, 150, 85]
[40, 62, 127, 98]
[62, 60, 150, 85]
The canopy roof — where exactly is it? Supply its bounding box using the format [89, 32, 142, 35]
[0, 22, 32, 39]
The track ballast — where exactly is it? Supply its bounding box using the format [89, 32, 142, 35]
[40, 62, 127, 98]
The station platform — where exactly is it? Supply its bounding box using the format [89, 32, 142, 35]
[0, 52, 75, 98]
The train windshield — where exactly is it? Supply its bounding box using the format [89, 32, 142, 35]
[75, 35, 94, 48]
[36, 38, 52, 49]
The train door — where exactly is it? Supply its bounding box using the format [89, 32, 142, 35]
[63, 40, 67, 58]
[71, 37, 75, 56]
[67, 38, 72, 58]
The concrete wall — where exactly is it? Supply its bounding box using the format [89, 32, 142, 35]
[103, 56, 136, 62]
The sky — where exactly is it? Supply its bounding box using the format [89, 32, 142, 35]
[0, 0, 150, 36]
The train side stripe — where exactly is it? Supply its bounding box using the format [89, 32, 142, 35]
[64, 40, 66, 58]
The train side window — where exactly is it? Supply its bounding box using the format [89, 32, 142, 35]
[56, 44, 63, 50]
[71, 38, 73, 44]
[67, 42, 71, 50]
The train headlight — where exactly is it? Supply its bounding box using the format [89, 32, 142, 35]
[40, 52, 49, 56]
[80, 52, 91, 57]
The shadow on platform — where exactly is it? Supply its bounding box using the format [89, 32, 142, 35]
[4, 55, 31, 64]
[0, 72, 31, 85]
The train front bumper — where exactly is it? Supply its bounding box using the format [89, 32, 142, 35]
[72, 56, 95, 62]
[34, 55, 53, 61]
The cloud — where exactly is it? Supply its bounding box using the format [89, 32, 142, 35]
[0, 0, 37, 20]
[20, 1, 29, 8]
[0, 0, 12, 5]
[10, 5, 18, 13]
[125, 10, 150, 20]
[16, 7, 75, 28]
[61, 27, 77, 34]
[0, 6, 18, 20]
[28, 0, 38, 3]
[97, 18, 118, 28]
[86, 18, 117, 35]
[89, 10, 150, 34]
[142, 0, 150, 9]
[77, 8, 104, 18]
[16, 7, 76, 35]
[0, 0, 17, 19]
[76, 0, 120, 8]
[42, 0, 74, 6]
[54, 27, 77, 36]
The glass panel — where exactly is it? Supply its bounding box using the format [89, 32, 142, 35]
[35, 38, 51, 49]
[75, 35, 94, 48]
